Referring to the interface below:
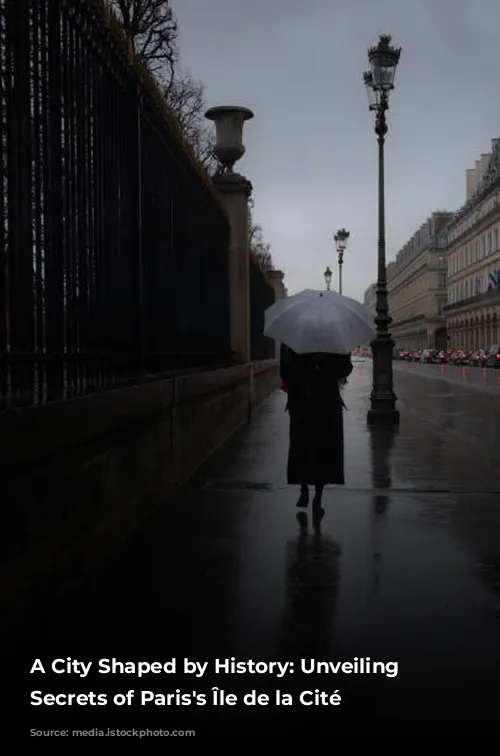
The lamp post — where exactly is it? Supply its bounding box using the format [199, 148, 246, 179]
[324, 266, 333, 291]
[363, 34, 401, 426]
[334, 228, 350, 295]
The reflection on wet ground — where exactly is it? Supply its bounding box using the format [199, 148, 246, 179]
[7, 361, 500, 727]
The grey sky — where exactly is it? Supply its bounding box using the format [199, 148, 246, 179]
[171, 0, 500, 301]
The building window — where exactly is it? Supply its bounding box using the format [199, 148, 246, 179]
[494, 227, 498, 251]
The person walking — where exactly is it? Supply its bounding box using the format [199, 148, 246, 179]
[280, 343, 353, 508]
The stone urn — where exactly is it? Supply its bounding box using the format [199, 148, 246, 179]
[205, 106, 254, 174]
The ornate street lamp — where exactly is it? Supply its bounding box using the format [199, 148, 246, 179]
[334, 228, 350, 295]
[363, 34, 401, 426]
[324, 266, 333, 291]
[204, 106, 254, 175]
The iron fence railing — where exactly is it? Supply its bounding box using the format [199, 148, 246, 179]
[0, 0, 231, 410]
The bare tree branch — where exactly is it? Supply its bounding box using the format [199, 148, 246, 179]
[163, 72, 214, 168]
[107, 0, 178, 86]
[249, 214, 275, 271]
[107, 0, 216, 169]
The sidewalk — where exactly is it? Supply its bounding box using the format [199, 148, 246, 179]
[10, 360, 500, 729]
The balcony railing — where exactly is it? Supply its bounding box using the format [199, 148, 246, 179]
[443, 286, 500, 312]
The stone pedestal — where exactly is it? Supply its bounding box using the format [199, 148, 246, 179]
[267, 269, 286, 301]
[212, 172, 253, 364]
[267, 269, 287, 358]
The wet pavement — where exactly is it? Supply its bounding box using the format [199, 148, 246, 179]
[7, 359, 500, 735]
[395, 355, 500, 392]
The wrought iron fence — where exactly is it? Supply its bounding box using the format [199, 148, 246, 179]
[0, 0, 231, 410]
[250, 256, 275, 361]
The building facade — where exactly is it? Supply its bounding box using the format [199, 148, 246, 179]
[443, 138, 500, 350]
[387, 212, 454, 351]
[363, 282, 377, 316]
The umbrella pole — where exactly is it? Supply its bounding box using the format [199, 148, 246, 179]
[367, 96, 399, 426]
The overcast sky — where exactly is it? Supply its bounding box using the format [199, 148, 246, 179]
[171, 0, 500, 301]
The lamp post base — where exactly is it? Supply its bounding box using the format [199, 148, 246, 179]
[367, 405, 400, 426]
[367, 335, 400, 426]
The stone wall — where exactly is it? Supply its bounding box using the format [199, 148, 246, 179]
[252, 358, 281, 409]
[1, 360, 279, 615]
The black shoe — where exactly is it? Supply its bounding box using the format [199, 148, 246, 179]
[296, 512, 308, 530]
[297, 485, 309, 507]
[312, 506, 325, 531]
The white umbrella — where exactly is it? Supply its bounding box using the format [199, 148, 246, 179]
[264, 289, 376, 354]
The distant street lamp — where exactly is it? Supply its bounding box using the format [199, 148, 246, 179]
[363, 34, 401, 426]
[334, 228, 350, 295]
[324, 266, 333, 291]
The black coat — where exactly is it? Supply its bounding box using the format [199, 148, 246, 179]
[280, 345, 353, 486]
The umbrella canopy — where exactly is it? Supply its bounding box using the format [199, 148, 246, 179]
[264, 289, 376, 354]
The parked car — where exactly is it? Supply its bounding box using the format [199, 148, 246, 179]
[458, 350, 474, 365]
[435, 350, 448, 364]
[449, 350, 467, 365]
[429, 349, 439, 363]
[468, 349, 486, 367]
[355, 346, 372, 358]
[485, 344, 500, 368]
[420, 349, 437, 363]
